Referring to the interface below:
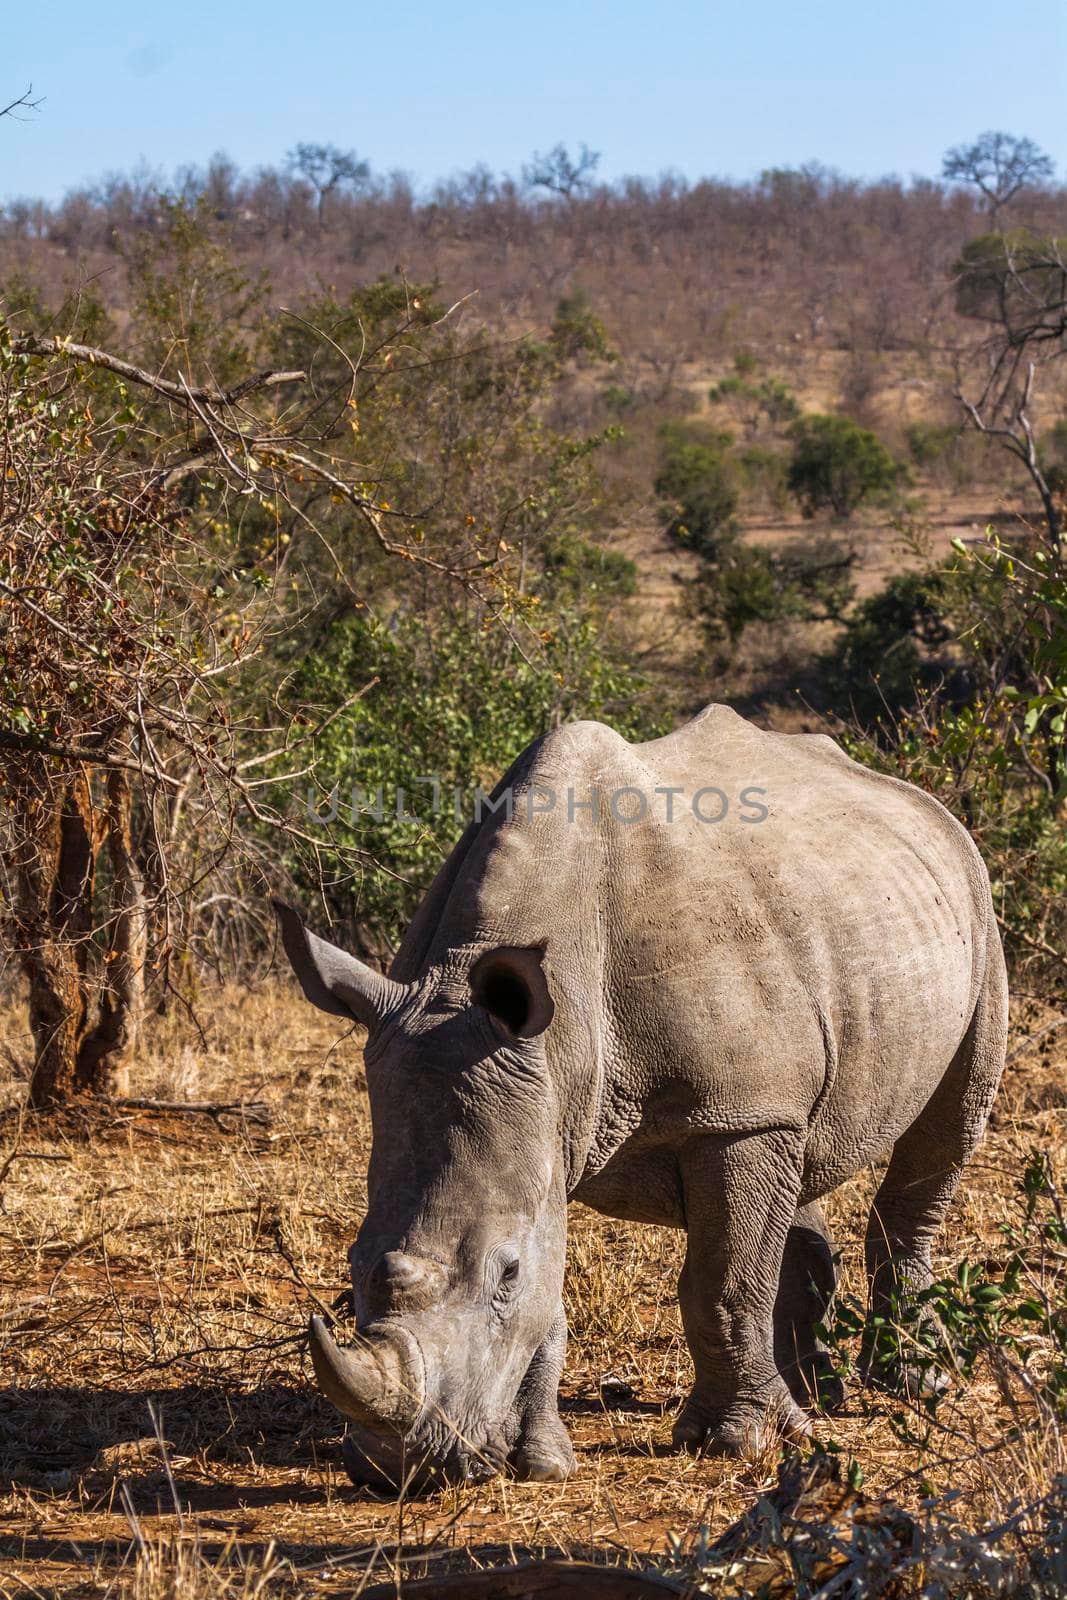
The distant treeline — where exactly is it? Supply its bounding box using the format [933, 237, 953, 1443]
[4, 149, 1067, 364]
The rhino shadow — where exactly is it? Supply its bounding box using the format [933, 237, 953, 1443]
[0, 1381, 342, 1480]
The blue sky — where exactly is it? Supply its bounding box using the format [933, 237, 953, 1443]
[3, 0, 1065, 202]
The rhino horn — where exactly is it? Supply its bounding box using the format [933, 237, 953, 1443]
[273, 900, 406, 1028]
[308, 1315, 422, 1429]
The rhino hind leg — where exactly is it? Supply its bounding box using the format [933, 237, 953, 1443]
[508, 1309, 576, 1482]
[863, 951, 1008, 1397]
[774, 1202, 844, 1413]
[673, 1128, 811, 1458]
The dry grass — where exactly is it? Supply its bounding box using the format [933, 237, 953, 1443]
[1, 982, 1066, 1596]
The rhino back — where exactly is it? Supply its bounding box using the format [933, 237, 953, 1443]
[393, 705, 997, 1204]
[611, 705, 993, 1197]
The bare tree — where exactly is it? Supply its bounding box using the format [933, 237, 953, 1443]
[0, 343, 303, 1103]
[523, 143, 600, 200]
[285, 142, 370, 228]
[942, 132, 1056, 227]
[952, 233, 1067, 551]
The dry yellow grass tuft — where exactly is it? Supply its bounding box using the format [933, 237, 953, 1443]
[1, 983, 1066, 1595]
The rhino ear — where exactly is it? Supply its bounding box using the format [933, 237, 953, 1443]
[470, 946, 554, 1040]
[272, 899, 404, 1029]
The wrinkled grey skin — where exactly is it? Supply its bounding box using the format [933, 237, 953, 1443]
[276, 703, 1007, 1489]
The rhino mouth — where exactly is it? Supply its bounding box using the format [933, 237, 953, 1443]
[340, 1426, 506, 1492]
[309, 1314, 510, 1490]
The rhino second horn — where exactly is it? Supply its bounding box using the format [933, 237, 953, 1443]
[307, 1315, 422, 1429]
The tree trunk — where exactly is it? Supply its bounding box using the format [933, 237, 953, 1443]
[76, 770, 146, 1097]
[9, 758, 146, 1108]
[12, 759, 97, 1105]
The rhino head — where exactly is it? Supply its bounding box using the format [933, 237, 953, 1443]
[274, 902, 569, 1490]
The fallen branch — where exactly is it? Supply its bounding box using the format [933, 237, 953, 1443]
[112, 1097, 272, 1128]
[360, 1563, 691, 1600]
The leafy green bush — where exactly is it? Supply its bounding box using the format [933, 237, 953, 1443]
[550, 288, 617, 364]
[690, 536, 855, 645]
[655, 425, 740, 557]
[757, 378, 802, 425]
[818, 569, 960, 725]
[274, 601, 666, 953]
[904, 421, 960, 467]
[707, 374, 747, 403]
[708, 375, 800, 434]
[832, 533, 1067, 988]
[737, 445, 790, 512]
[539, 531, 638, 600]
[658, 424, 853, 654]
[600, 383, 634, 415]
[788, 412, 903, 518]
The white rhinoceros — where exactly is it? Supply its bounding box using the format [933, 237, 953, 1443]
[276, 703, 1007, 1488]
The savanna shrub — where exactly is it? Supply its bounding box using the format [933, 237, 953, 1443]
[550, 288, 617, 364]
[276, 596, 666, 954]
[690, 536, 855, 646]
[738, 445, 790, 512]
[788, 412, 902, 518]
[833, 533, 1067, 988]
[818, 569, 961, 725]
[655, 425, 740, 557]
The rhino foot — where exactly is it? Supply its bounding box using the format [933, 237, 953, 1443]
[672, 1385, 811, 1459]
[510, 1415, 576, 1482]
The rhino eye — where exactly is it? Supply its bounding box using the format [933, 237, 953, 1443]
[499, 1254, 521, 1289]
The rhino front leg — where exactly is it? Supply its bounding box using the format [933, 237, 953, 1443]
[508, 1308, 576, 1482]
[674, 1128, 811, 1457]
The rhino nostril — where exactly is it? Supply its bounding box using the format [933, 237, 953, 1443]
[379, 1251, 420, 1287]
[371, 1251, 445, 1305]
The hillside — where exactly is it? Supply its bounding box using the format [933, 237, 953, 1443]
[22, 167, 1063, 709]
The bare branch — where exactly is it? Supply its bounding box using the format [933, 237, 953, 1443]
[0, 727, 182, 784]
[10, 333, 305, 407]
[0, 86, 43, 122]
